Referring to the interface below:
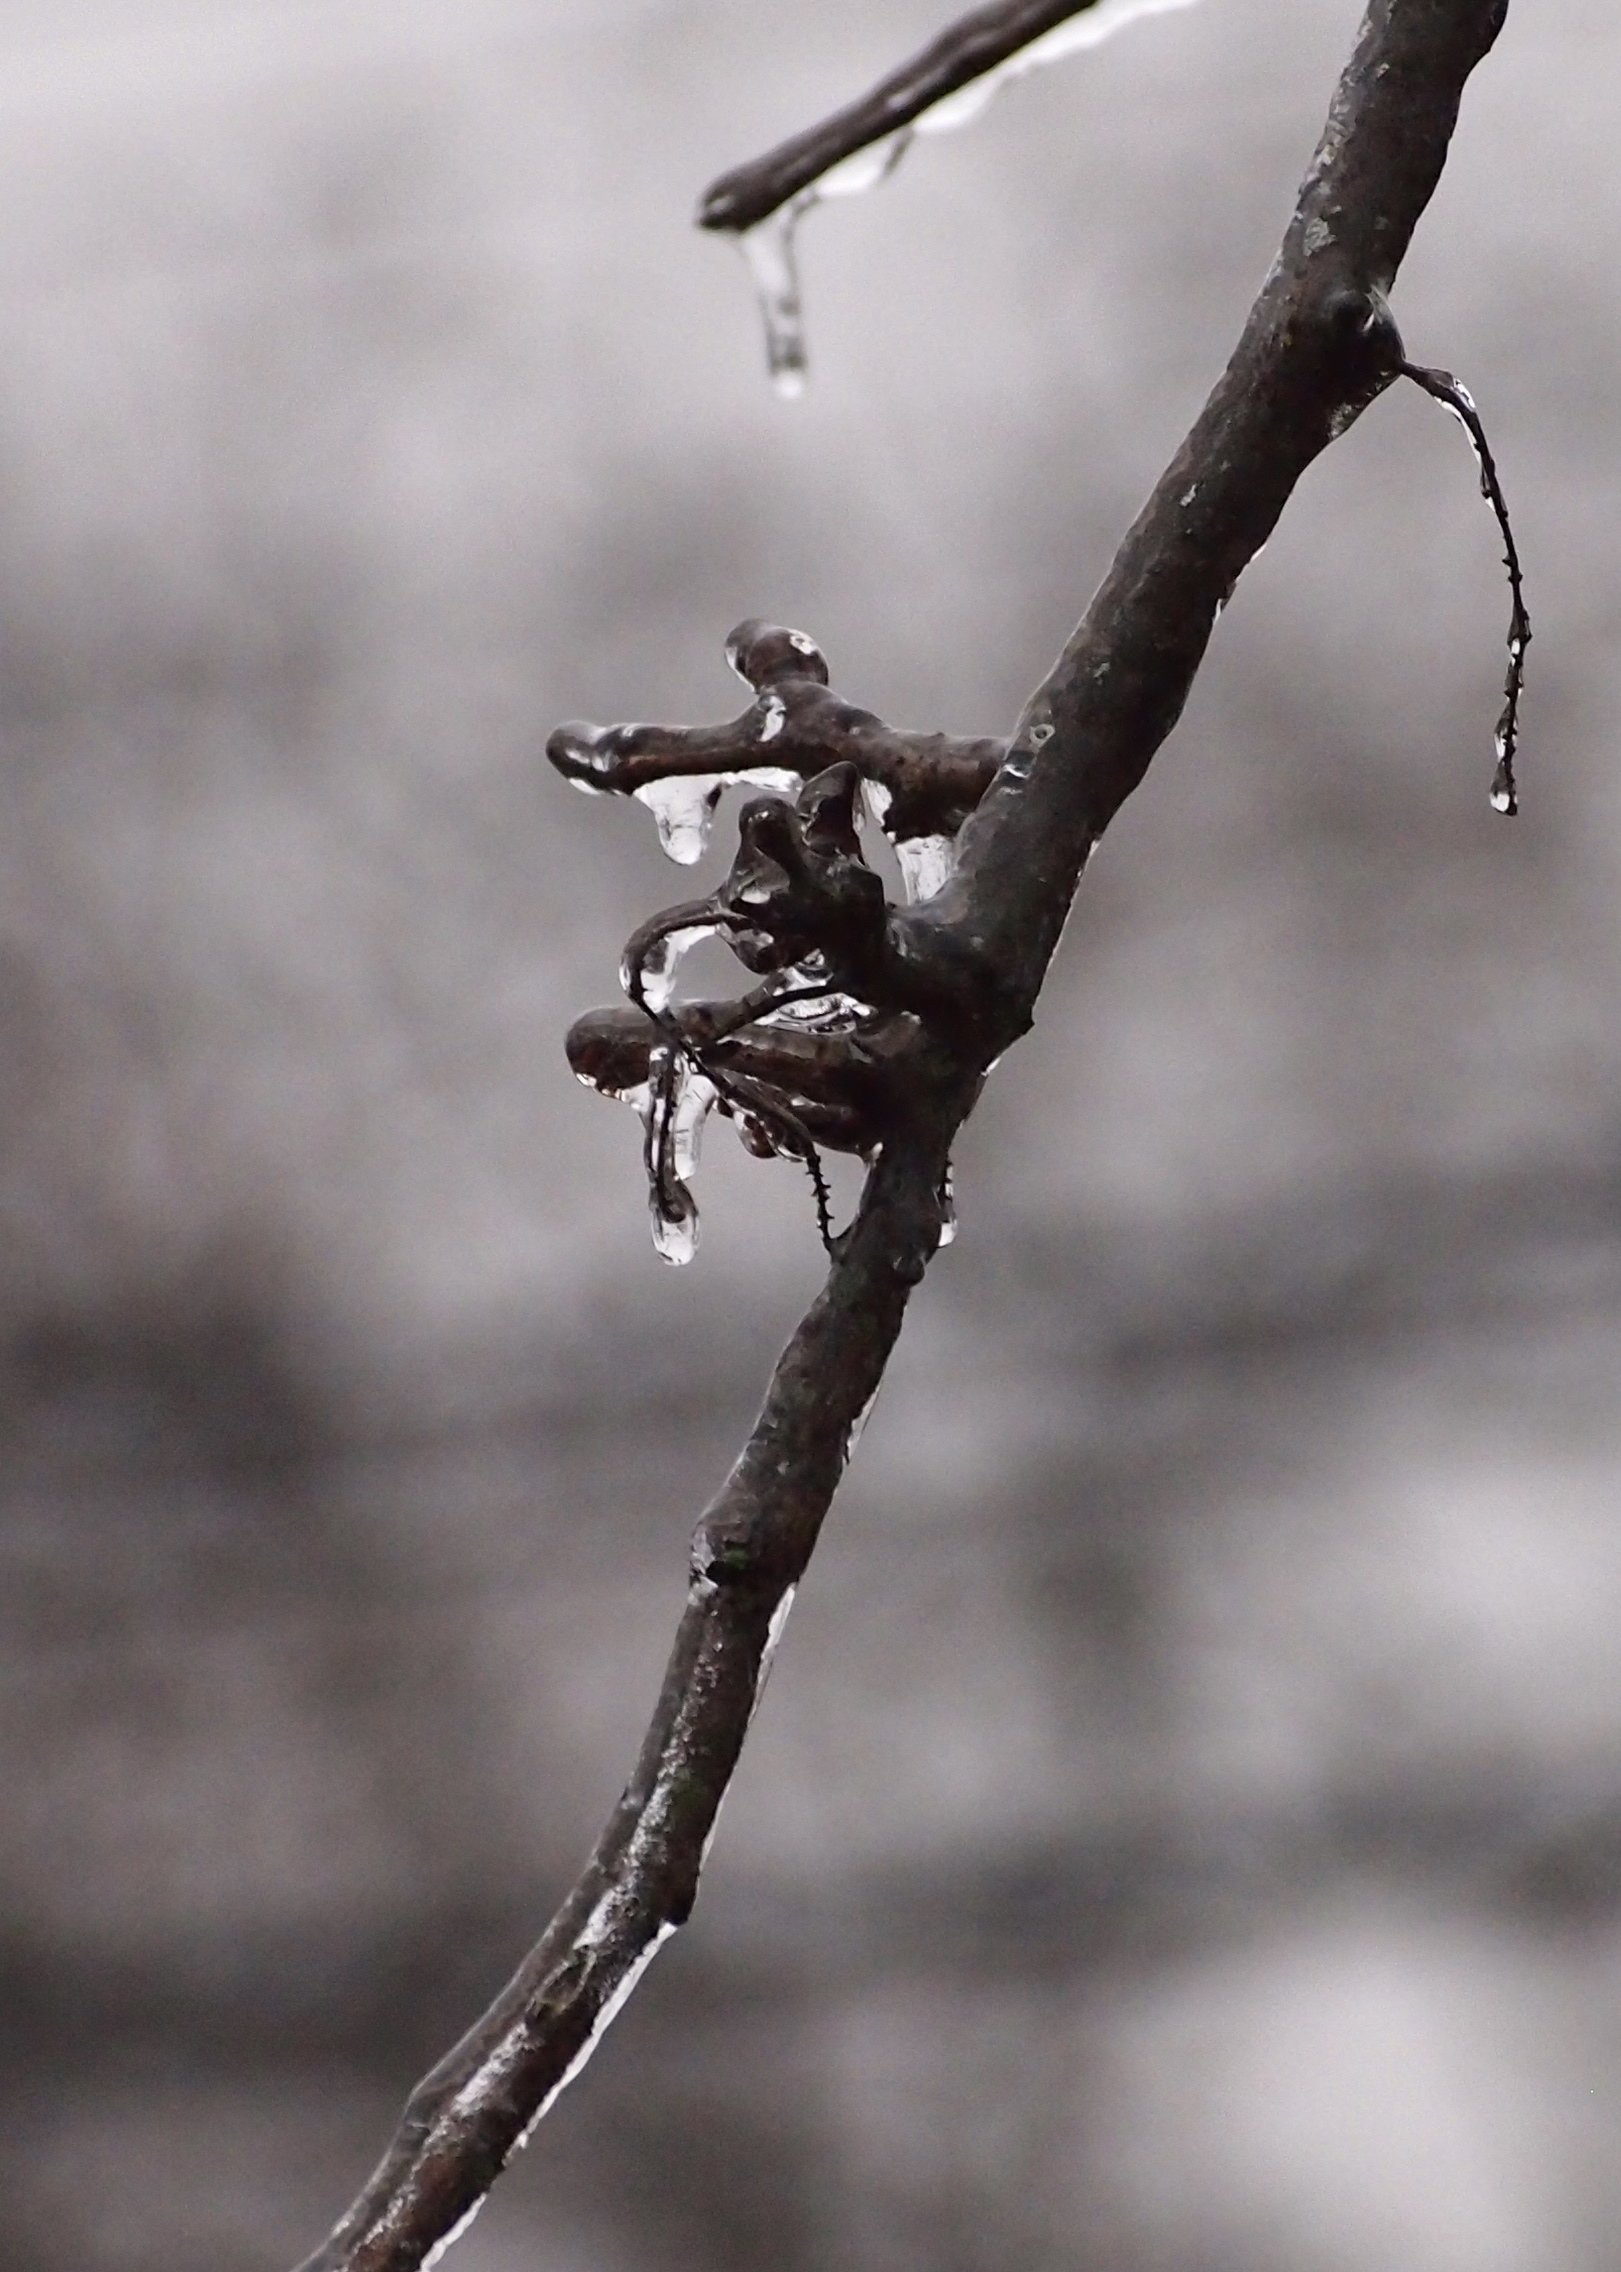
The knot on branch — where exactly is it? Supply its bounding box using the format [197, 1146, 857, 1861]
[555, 625, 994, 1264]
[1305, 278, 1407, 439]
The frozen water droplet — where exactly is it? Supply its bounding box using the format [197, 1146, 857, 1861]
[650, 1184, 699, 1265]
[738, 210, 808, 395]
[895, 833, 956, 904]
[628, 767, 806, 864]
[631, 776, 723, 864]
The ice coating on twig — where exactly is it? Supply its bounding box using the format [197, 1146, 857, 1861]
[622, 921, 724, 1015]
[719, 0, 1202, 389]
[895, 833, 957, 904]
[642, 1044, 718, 1266]
[631, 766, 805, 862]
[860, 779, 961, 904]
[1401, 360, 1530, 817]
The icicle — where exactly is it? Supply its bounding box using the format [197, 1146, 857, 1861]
[728, 0, 1201, 393]
[640, 1045, 718, 1267]
[738, 208, 809, 398]
[631, 765, 804, 864]
[665, 1063, 717, 1182]
[631, 775, 725, 864]
[1402, 359, 1529, 818]
[895, 833, 957, 904]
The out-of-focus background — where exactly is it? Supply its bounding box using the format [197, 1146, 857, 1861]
[3, 2, 1619, 2266]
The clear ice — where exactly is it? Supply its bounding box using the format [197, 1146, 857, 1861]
[733, 0, 1201, 390]
[632, 776, 725, 864]
[641, 1047, 718, 1266]
[739, 211, 808, 398]
[858, 777, 960, 903]
[623, 921, 725, 1014]
[632, 766, 803, 864]
[895, 833, 957, 904]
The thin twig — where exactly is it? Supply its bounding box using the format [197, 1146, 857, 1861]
[1401, 359, 1530, 814]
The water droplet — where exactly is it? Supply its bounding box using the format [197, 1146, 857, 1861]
[650, 1186, 699, 1265]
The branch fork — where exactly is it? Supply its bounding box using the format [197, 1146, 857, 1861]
[557, 635, 1000, 1261]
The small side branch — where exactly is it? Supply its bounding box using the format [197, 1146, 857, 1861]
[697, 0, 1187, 234]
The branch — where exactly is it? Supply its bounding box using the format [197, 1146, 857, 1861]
[295, 4, 1513, 2265]
[696, 0, 1198, 235]
[293, 1136, 955, 2272]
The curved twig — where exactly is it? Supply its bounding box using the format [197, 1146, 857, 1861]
[1400, 359, 1530, 814]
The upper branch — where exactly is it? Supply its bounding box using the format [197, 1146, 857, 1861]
[698, 0, 1171, 234]
[900, 0, 1511, 1034]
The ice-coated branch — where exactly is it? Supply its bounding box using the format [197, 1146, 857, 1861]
[295, 5, 1515, 2266]
[291, 1135, 955, 2272]
[698, 0, 1202, 391]
[697, 0, 1200, 235]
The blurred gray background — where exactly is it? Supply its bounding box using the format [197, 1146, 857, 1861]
[3, 2, 1619, 2267]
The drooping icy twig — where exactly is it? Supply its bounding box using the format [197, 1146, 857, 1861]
[1401, 360, 1530, 815]
[697, 0, 1203, 392]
